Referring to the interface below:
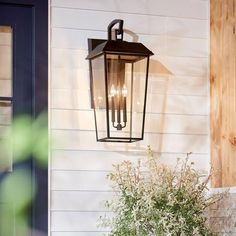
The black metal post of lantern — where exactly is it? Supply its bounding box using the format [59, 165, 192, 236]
[86, 19, 154, 143]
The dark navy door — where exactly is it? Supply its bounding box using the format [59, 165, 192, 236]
[0, 1, 48, 235]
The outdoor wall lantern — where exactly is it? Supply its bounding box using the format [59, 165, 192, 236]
[86, 19, 154, 142]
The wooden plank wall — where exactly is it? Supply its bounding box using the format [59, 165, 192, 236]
[211, 0, 236, 187]
[50, 0, 209, 235]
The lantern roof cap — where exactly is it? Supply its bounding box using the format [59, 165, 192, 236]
[86, 40, 154, 60]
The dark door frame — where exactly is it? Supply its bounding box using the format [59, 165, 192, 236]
[0, 0, 48, 116]
[0, 0, 48, 234]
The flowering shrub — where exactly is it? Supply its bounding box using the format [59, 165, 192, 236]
[100, 147, 226, 236]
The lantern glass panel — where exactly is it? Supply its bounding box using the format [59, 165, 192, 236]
[91, 54, 107, 140]
[131, 57, 148, 138]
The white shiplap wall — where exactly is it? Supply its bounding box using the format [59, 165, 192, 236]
[50, 0, 209, 235]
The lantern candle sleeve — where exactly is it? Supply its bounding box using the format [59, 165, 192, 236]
[110, 85, 116, 123]
[110, 83, 127, 130]
[86, 19, 154, 142]
[122, 85, 127, 123]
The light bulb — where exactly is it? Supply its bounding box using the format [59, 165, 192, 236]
[122, 84, 128, 97]
[110, 84, 116, 97]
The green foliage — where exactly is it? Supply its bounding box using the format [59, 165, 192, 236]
[0, 113, 48, 234]
[1, 113, 48, 166]
[99, 147, 226, 236]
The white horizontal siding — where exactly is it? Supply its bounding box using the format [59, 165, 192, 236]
[51, 90, 208, 115]
[51, 67, 207, 96]
[51, 151, 210, 172]
[51, 0, 208, 20]
[51, 191, 115, 211]
[51, 110, 208, 134]
[52, 130, 209, 153]
[51, 47, 207, 77]
[52, 50, 208, 72]
[50, 0, 209, 234]
[51, 211, 111, 232]
[52, 8, 208, 39]
[52, 8, 166, 36]
[52, 28, 207, 52]
[52, 233, 107, 236]
[51, 171, 110, 191]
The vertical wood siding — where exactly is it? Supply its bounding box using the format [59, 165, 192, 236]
[50, 0, 209, 235]
[211, 0, 236, 187]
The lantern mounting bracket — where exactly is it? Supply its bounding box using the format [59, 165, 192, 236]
[107, 19, 124, 41]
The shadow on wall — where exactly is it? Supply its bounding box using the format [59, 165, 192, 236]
[123, 29, 139, 42]
[149, 59, 172, 75]
[149, 59, 172, 153]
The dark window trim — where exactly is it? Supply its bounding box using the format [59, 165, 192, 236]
[0, 0, 48, 234]
[0, 0, 48, 115]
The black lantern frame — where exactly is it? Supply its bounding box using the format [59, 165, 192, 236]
[86, 19, 154, 143]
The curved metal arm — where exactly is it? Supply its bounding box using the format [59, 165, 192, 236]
[107, 19, 124, 41]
